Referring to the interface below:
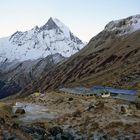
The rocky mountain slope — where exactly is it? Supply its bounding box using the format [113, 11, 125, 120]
[0, 53, 66, 98]
[0, 80, 21, 99]
[0, 53, 65, 86]
[18, 14, 140, 97]
[0, 18, 84, 98]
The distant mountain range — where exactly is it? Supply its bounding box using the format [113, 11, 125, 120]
[18, 14, 140, 98]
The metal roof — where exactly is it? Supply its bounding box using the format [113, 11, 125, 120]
[60, 86, 137, 95]
[91, 86, 137, 95]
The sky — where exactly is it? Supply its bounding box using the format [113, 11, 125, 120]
[0, 0, 140, 42]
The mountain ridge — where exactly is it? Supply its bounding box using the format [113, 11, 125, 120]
[105, 14, 140, 35]
[17, 14, 140, 97]
[0, 17, 84, 63]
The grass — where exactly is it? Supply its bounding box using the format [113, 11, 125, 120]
[0, 102, 7, 108]
[0, 102, 12, 118]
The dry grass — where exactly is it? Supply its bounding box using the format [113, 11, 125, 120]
[19, 31, 140, 97]
[8, 90, 139, 138]
[0, 102, 11, 116]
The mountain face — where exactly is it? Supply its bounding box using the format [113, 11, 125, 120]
[0, 53, 66, 99]
[0, 17, 84, 63]
[0, 18, 84, 98]
[18, 14, 140, 97]
[0, 53, 65, 87]
[0, 80, 21, 99]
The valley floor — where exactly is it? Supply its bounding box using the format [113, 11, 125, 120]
[1, 91, 140, 140]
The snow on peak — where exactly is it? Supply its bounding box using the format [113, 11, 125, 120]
[105, 14, 140, 35]
[40, 17, 59, 31]
[52, 18, 71, 38]
[0, 18, 85, 63]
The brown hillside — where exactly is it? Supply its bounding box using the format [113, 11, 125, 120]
[18, 28, 140, 97]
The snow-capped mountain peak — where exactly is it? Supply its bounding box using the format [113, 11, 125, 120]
[40, 17, 59, 31]
[105, 14, 140, 35]
[0, 18, 85, 63]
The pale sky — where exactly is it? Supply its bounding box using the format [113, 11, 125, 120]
[0, 0, 140, 42]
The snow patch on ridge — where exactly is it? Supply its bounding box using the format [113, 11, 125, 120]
[105, 14, 140, 35]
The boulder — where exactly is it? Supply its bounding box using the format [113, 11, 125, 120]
[55, 132, 74, 140]
[11, 123, 19, 129]
[55, 133, 62, 140]
[124, 136, 131, 140]
[86, 103, 95, 111]
[72, 110, 82, 117]
[121, 106, 127, 114]
[21, 125, 47, 139]
[49, 126, 63, 136]
[95, 100, 105, 109]
[32, 126, 47, 136]
[15, 108, 25, 114]
[21, 126, 34, 134]
[11, 115, 18, 118]
[2, 130, 15, 140]
[55, 97, 64, 104]
[61, 132, 74, 140]
[0, 117, 5, 125]
[68, 97, 73, 101]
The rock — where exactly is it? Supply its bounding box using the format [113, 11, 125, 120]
[7, 137, 15, 140]
[134, 136, 140, 140]
[135, 103, 140, 109]
[21, 126, 34, 134]
[55, 133, 62, 140]
[0, 117, 5, 125]
[15, 108, 25, 114]
[39, 98, 45, 104]
[55, 132, 74, 140]
[0, 130, 4, 139]
[11, 115, 18, 118]
[3, 130, 15, 140]
[11, 123, 19, 129]
[49, 126, 63, 136]
[86, 104, 95, 111]
[68, 98, 73, 101]
[32, 132, 46, 140]
[21, 125, 47, 139]
[54, 97, 64, 104]
[102, 134, 110, 140]
[22, 125, 46, 135]
[95, 100, 105, 109]
[121, 106, 127, 114]
[72, 110, 82, 117]
[32, 126, 47, 136]
[124, 135, 131, 140]
[92, 122, 99, 130]
[61, 132, 74, 140]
